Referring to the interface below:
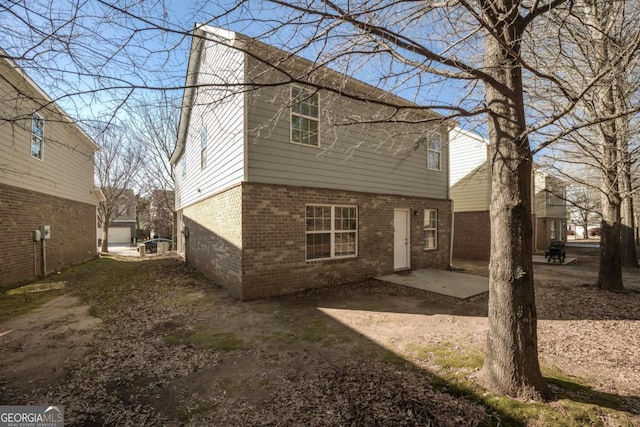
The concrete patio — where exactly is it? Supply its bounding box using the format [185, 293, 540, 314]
[376, 268, 489, 299]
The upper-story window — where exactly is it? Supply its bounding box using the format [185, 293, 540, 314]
[200, 127, 207, 170]
[427, 133, 441, 171]
[31, 112, 44, 160]
[291, 86, 319, 147]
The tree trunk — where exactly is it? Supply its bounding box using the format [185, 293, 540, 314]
[598, 193, 623, 289]
[596, 125, 623, 289]
[480, 1, 549, 400]
[101, 224, 110, 253]
[585, 0, 625, 290]
[621, 193, 639, 268]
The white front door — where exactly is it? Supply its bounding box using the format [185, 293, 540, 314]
[394, 209, 410, 270]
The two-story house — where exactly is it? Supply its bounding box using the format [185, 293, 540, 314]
[0, 54, 101, 286]
[97, 189, 137, 246]
[534, 173, 568, 249]
[170, 26, 453, 299]
[449, 127, 567, 261]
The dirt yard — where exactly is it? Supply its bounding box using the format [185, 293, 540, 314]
[0, 249, 639, 426]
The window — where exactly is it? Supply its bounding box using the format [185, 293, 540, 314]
[550, 220, 556, 240]
[200, 127, 207, 170]
[31, 112, 44, 160]
[306, 205, 357, 260]
[424, 209, 437, 249]
[427, 133, 441, 171]
[291, 86, 319, 146]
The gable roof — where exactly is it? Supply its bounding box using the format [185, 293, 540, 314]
[170, 25, 449, 165]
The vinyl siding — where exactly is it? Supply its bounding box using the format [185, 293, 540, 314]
[174, 34, 245, 210]
[0, 59, 97, 206]
[450, 161, 491, 212]
[244, 57, 448, 199]
[534, 173, 567, 219]
[449, 127, 488, 187]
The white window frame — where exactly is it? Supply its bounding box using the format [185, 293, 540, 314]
[290, 85, 320, 147]
[305, 204, 358, 261]
[31, 112, 44, 160]
[427, 133, 441, 171]
[424, 209, 438, 250]
[200, 126, 207, 170]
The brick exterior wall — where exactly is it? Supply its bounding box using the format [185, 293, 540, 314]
[0, 183, 97, 287]
[240, 182, 452, 299]
[452, 211, 491, 261]
[182, 185, 243, 298]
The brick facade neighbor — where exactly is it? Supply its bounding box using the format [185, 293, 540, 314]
[452, 211, 491, 261]
[0, 183, 97, 287]
[183, 182, 452, 299]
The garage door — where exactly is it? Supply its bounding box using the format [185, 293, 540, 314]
[108, 227, 131, 244]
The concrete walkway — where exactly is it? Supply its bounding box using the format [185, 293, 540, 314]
[376, 269, 489, 299]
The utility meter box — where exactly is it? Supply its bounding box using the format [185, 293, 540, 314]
[32, 230, 41, 241]
[40, 225, 51, 239]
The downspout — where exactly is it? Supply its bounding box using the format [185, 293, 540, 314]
[449, 199, 455, 269]
[33, 239, 38, 278]
[41, 237, 47, 278]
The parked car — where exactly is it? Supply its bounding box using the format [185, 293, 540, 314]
[589, 227, 601, 237]
[138, 238, 173, 254]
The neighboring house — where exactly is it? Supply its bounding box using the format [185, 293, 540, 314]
[149, 189, 174, 239]
[170, 26, 453, 300]
[97, 189, 137, 245]
[449, 127, 567, 261]
[0, 54, 102, 286]
[534, 173, 568, 249]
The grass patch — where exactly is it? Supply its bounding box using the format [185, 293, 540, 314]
[165, 327, 243, 351]
[406, 341, 484, 370]
[400, 342, 634, 427]
[265, 330, 298, 345]
[0, 290, 63, 323]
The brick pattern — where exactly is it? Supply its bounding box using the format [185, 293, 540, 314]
[240, 182, 452, 299]
[452, 210, 491, 261]
[182, 185, 243, 298]
[0, 183, 97, 287]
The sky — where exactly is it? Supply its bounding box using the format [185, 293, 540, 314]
[0, 0, 488, 138]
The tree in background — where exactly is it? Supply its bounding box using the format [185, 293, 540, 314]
[125, 95, 179, 240]
[531, 0, 640, 285]
[566, 183, 601, 239]
[95, 128, 143, 252]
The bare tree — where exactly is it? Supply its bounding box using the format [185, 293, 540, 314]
[566, 183, 601, 239]
[5, 0, 640, 400]
[124, 94, 179, 239]
[531, 0, 640, 285]
[95, 128, 144, 252]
